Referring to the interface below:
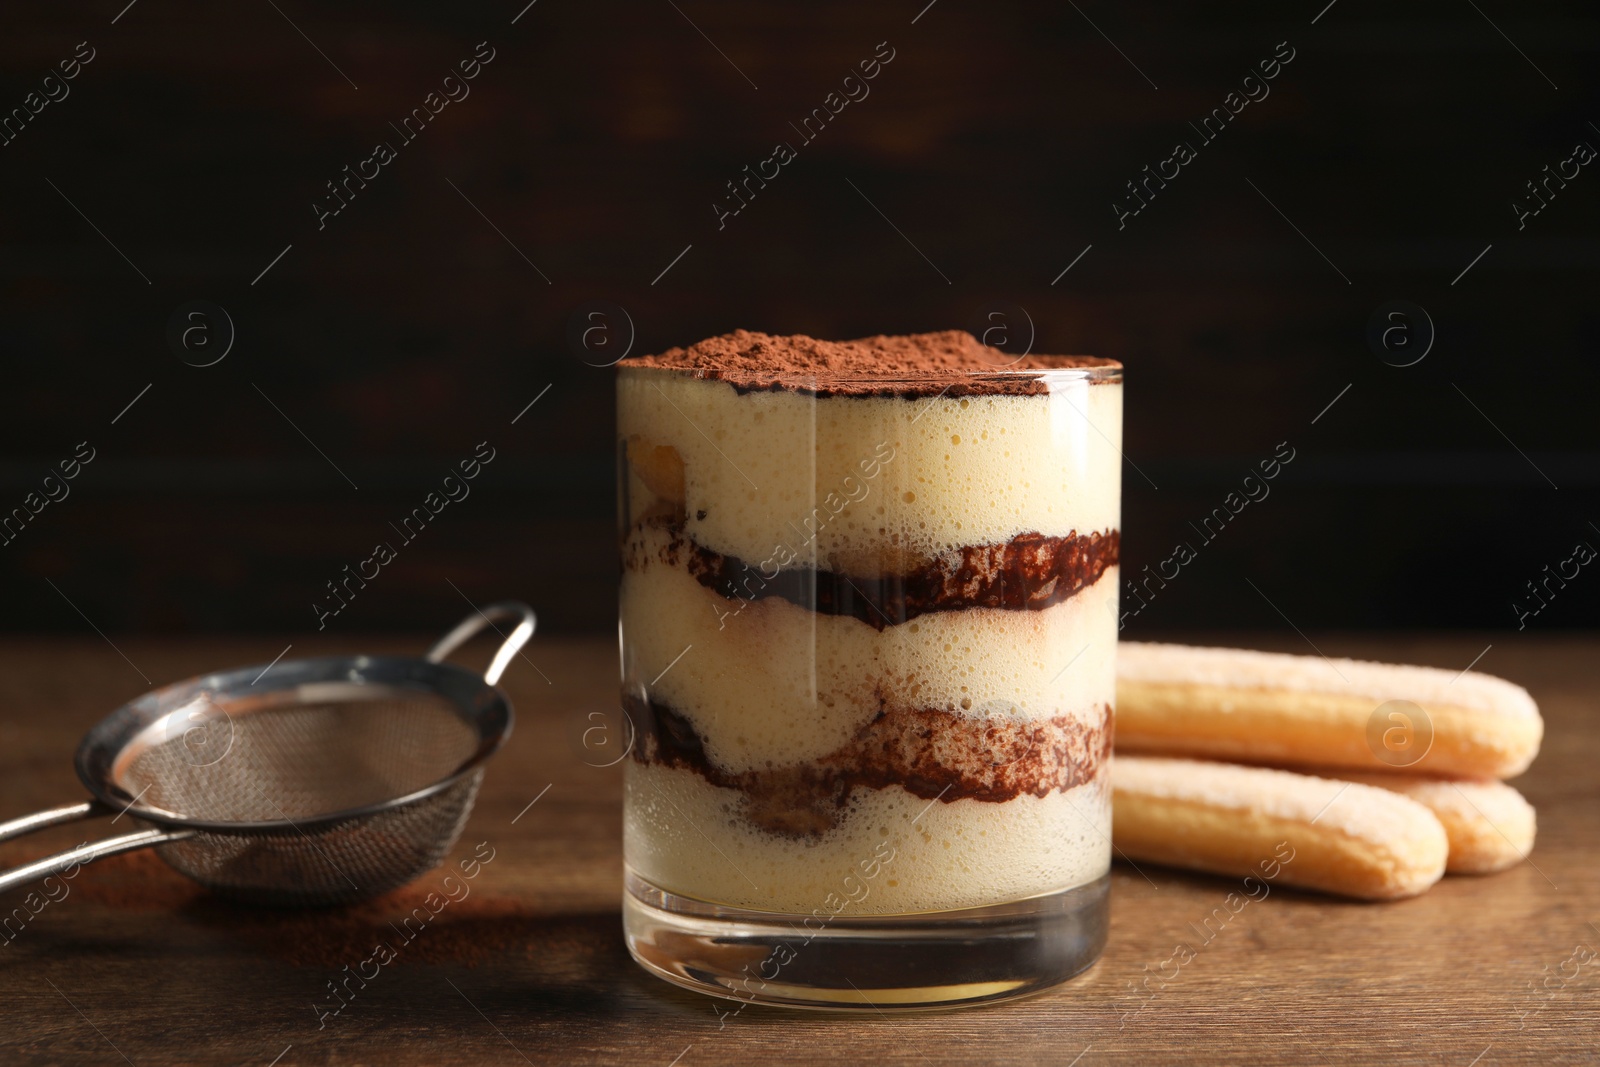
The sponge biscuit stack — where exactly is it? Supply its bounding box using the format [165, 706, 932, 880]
[1111, 643, 1542, 899]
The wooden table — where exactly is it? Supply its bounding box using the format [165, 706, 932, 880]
[0, 633, 1594, 1066]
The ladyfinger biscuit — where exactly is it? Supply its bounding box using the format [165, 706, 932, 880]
[1319, 771, 1536, 874]
[1117, 642, 1543, 779]
[1111, 756, 1448, 900]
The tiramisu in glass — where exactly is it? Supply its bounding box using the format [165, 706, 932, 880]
[617, 330, 1122, 1009]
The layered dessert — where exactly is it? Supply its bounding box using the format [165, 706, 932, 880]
[618, 330, 1121, 915]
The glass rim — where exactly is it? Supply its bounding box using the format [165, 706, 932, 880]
[616, 361, 1123, 385]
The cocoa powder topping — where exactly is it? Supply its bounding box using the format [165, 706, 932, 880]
[619, 329, 1119, 398]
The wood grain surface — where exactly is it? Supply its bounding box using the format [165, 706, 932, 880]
[0, 631, 1594, 1066]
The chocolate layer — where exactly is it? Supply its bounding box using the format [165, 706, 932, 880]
[619, 329, 1120, 399]
[627, 692, 1112, 838]
[625, 518, 1120, 630]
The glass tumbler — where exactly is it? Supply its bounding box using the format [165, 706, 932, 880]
[616, 361, 1122, 1009]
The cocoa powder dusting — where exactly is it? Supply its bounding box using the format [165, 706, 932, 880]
[619, 329, 1119, 398]
[628, 692, 1113, 838]
[626, 516, 1120, 630]
[65, 850, 545, 968]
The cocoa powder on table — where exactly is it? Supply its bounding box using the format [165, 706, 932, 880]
[65, 851, 556, 968]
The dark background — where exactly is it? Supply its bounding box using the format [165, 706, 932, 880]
[1, 0, 1596, 638]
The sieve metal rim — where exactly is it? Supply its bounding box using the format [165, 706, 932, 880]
[71, 655, 513, 835]
[0, 601, 535, 902]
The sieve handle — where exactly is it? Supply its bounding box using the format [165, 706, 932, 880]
[0, 800, 107, 845]
[426, 601, 537, 686]
[0, 828, 195, 896]
[0, 799, 195, 896]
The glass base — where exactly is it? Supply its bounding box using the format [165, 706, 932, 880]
[622, 869, 1109, 1011]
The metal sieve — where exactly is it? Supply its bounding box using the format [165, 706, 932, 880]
[0, 602, 534, 906]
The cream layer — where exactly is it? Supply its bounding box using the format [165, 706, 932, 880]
[620, 526, 1118, 774]
[624, 759, 1111, 914]
[617, 369, 1122, 568]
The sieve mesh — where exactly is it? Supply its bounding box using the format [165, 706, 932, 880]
[0, 604, 533, 908]
[117, 693, 479, 822]
[113, 689, 485, 906]
[152, 773, 482, 906]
